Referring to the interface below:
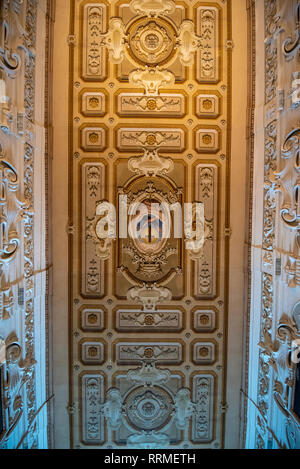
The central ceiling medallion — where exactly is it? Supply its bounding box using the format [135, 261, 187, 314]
[128, 17, 176, 66]
[125, 386, 173, 431]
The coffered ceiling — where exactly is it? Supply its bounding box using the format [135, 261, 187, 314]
[62, 0, 241, 449]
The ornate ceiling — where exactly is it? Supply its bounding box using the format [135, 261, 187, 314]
[68, 0, 232, 449]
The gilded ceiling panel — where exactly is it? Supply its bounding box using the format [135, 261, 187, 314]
[69, 0, 231, 449]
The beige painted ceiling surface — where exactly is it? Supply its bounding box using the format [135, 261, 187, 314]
[52, 0, 248, 449]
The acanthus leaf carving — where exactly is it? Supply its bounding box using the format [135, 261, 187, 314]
[126, 362, 171, 387]
[277, 313, 300, 342]
[1, 337, 36, 445]
[174, 388, 195, 431]
[102, 388, 123, 431]
[273, 128, 300, 230]
[127, 432, 170, 449]
[284, 257, 300, 288]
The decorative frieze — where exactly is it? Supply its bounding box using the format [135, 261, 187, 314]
[80, 340, 105, 366]
[116, 127, 185, 152]
[80, 126, 107, 152]
[115, 308, 182, 332]
[115, 342, 183, 365]
[193, 165, 217, 298]
[70, 0, 229, 449]
[117, 92, 186, 118]
[195, 128, 220, 153]
[195, 93, 220, 119]
[130, 0, 176, 18]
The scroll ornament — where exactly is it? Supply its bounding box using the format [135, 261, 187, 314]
[128, 148, 174, 177]
[130, 0, 176, 18]
[283, 2, 300, 59]
[127, 283, 172, 312]
[272, 128, 300, 235]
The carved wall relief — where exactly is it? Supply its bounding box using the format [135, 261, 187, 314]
[196, 6, 220, 83]
[0, 0, 48, 450]
[247, 0, 300, 450]
[0, 143, 21, 320]
[0, 362, 4, 438]
[115, 307, 183, 332]
[0, 0, 22, 79]
[117, 92, 186, 118]
[130, 0, 176, 18]
[116, 127, 185, 152]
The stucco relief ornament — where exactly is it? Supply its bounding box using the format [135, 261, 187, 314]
[127, 362, 171, 387]
[177, 20, 200, 67]
[3, 338, 36, 439]
[274, 128, 300, 229]
[86, 201, 116, 260]
[130, 0, 176, 18]
[184, 203, 207, 259]
[258, 329, 288, 383]
[102, 388, 123, 431]
[0, 143, 31, 265]
[174, 388, 195, 430]
[129, 67, 175, 95]
[101, 18, 127, 64]
[283, 2, 300, 59]
[128, 148, 174, 177]
[127, 431, 170, 449]
[0, 25, 21, 78]
[0, 282, 13, 320]
[127, 283, 172, 312]
[277, 309, 300, 342]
